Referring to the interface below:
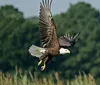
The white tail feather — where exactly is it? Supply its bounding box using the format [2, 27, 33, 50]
[28, 45, 45, 58]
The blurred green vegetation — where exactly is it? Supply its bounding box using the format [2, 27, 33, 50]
[0, 2, 100, 85]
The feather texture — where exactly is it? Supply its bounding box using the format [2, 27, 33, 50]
[39, 0, 58, 48]
[28, 45, 45, 58]
[59, 33, 80, 48]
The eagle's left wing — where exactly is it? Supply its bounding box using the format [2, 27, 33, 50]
[59, 33, 79, 48]
[39, 0, 58, 48]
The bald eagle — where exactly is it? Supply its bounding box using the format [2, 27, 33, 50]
[29, 0, 79, 71]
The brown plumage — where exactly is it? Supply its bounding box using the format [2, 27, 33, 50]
[59, 33, 79, 48]
[39, 0, 59, 48]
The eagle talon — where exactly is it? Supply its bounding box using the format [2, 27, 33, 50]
[38, 60, 42, 66]
[41, 64, 46, 71]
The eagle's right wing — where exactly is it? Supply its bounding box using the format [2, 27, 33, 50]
[59, 33, 79, 48]
[39, 0, 57, 48]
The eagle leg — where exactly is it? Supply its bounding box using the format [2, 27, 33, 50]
[38, 51, 48, 66]
[41, 64, 46, 71]
[41, 56, 48, 71]
[40, 50, 48, 60]
[38, 60, 42, 66]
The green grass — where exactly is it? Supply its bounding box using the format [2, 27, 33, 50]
[0, 70, 97, 85]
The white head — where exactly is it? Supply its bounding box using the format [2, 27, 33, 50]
[59, 48, 70, 54]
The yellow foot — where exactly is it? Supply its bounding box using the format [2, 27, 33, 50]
[38, 60, 42, 66]
[41, 64, 46, 71]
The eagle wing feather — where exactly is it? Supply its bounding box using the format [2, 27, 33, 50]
[39, 0, 57, 48]
[59, 33, 79, 48]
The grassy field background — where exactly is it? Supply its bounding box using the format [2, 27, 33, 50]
[0, 70, 97, 85]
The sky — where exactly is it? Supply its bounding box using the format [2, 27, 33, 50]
[0, 0, 100, 18]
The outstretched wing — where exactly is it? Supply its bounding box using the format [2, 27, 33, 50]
[59, 33, 79, 48]
[39, 0, 57, 48]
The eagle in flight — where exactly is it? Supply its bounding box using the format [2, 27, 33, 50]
[29, 0, 79, 71]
